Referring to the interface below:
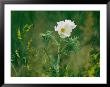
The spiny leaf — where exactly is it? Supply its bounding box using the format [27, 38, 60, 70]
[40, 30, 53, 44]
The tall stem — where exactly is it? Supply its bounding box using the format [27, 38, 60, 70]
[56, 44, 60, 76]
[51, 36, 60, 76]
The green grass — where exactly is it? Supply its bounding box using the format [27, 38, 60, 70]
[11, 11, 100, 77]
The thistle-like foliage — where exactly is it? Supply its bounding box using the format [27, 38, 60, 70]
[38, 20, 80, 76]
[11, 11, 100, 77]
[60, 37, 80, 55]
[40, 31, 53, 44]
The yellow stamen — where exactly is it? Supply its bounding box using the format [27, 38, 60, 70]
[61, 28, 65, 32]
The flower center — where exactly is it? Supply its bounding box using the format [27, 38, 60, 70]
[61, 28, 65, 33]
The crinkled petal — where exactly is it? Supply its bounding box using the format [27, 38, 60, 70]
[54, 20, 77, 38]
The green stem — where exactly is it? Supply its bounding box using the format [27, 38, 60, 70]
[56, 44, 60, 76]
[51, 36, 61, 76]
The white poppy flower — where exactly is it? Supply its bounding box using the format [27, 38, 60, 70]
[55, 20, 77, 38]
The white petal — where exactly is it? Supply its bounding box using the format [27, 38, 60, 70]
[54, 20, 77, 38]
[63, 33, 71, 37]
[57, 21, 64, 25]
[55, 26, 58, 31]
[60, 34, 66, 38]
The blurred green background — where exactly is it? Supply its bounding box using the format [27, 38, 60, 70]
[11, 11, 100, 77]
